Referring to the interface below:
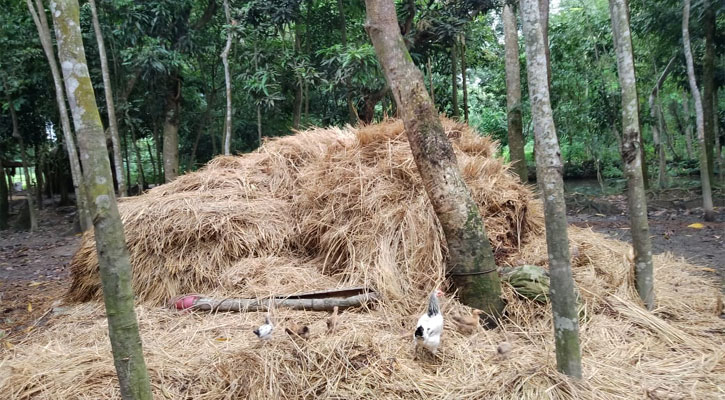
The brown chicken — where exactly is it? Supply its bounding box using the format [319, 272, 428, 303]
[326, 306, 339, 333]
[285, 322, 310, 340]
[451, 309, 483, 335]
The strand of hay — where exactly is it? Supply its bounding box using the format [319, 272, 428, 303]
[68, 119, 543, 310]
[2, 230, 723, 399]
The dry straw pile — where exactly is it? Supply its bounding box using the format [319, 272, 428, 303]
[1, 119, 723, 399]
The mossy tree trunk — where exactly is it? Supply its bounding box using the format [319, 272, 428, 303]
[609, 0, 655, 310]
[682, 0, 715, 222]
[364, 0, 504, 318]
[49, 1, 152, 398]
[26, 0, 91, 231]
[503, 1, 528, 183]
[88, 0, 125, 197]
[221, 0, 233, 155]
[163, 77, 181, 182]
[520, 0, 582, 378]
[460, 36, 469, 123]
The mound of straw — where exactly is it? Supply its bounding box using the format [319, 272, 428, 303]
[2, 227, 723, 399]
[67, 118, 542, 310]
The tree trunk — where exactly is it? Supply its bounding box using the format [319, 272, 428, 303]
[293, 20, 303, 129]
[649, 56, 675, 188]
[221, 0, 233, 155]
[0, 163, 8, 230]
[538, 0, 551, 90]
[503, 2, 528, 183]
[49, 1, 152, 398]
[609, 0, 655, 310]
[460, 36, 469, 123]
[130, 126, 144, 191]
[364, 0, 504, 319]
[146, 140, 157, 184]
[5, 85, 38, 231]
[715, 89, 722, 185]
[670, 98, 693, 159]
[658, 100, 678, 161]
[35, 145, 44, 210]
[702, 0, 715, 185]
[337, 0, 348, 46]
[26, 0, 91, 231]
[520, 0, 581, 378]
[450, 41, 459, 118]
[88, 0, 125, 197]
[163, 77, 181, 182]
[427, 55, 435, 106]
[257, 105, 262, 146]
[683, 0, 715, 221]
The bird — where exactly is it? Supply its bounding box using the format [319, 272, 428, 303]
[326, 306, 339, 333]
[451, 309, 483, 335]
[497, 341, 512, 358]
[253, 314, 274, 340]
[414, 288, 444, 357]
[285, 322, 310, 340]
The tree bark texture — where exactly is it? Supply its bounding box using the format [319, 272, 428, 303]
[649, 56, 675, 189]
[702, 0, 715, 184]
[460, 36, 469, 123]
[427, 56, 435, 105]
[609, 0, 655, 310]
[364, 0, 504, 318]
[163, 77, 181, 182]
[49, 1, 152, 398]
[670, 97, 693, 158]
[682, 0, 715, 221]
[451, 41, 459, 118]
[503, 2, 528, 183]
[26, 0, 91, 231]
[88, 0, 125, 197]
[221, 0, 233, 155]
[538, 0, 551, 90]
[520, 0, 582, 378]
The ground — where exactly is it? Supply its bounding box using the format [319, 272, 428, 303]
[1, 184, 723, 347]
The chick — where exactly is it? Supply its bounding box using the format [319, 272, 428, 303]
[253, 314, 274, 341]
[497, 341, 512, 358]
[285, 322, 310, 340]
[326, 306, 339, 333]
[451, 309, 483, 335]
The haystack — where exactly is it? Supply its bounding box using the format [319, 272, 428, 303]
[1, 228, 723, 399]
[2, 119, 722, 399]
[67, 118, 543, 310]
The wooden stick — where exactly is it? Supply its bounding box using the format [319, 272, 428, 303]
[179, 292, 379, 313]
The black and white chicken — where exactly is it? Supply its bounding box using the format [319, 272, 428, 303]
[253, 314, 274, 340]
[414, 289, 444, 356]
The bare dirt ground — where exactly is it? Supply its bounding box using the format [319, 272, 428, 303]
[1, 187, 723, 348]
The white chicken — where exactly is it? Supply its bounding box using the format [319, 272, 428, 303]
[414, 289, 444, 357]
[253, 314, 274, 340]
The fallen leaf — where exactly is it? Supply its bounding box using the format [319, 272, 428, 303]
[688, 223, 705, 229]
[214, 337, 229, 342]
[27, 303, 32, 313]
[3, 341, 13, 350]
[24, 326, 34, 333]
[28, 281, 42, 287]
[699, 267, 716, 273]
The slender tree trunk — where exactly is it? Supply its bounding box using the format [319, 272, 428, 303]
[503, 2, 528, 183]
[609, 0, 655, 310]
[130, 126, 144, 190]
[221, 0, 233, 155]
[0, 163, 8, 230]
[520, 0, 581, 378]
[538, 0, 551, 90]
[88, 0, 125, 197]
[649, 56, 675, 188]
[659, 101, 679, 161]
[365, 0, 504, 319]
[427, 56, 435, 106]
[49, 1, 152, 398]
[26, 0, 91, 231]
[293, 20, 303, 129]
[451, 41, 459, 118]
[670, 98, 693, 159]
[163, 77, 181, 182]
[702, 0, 715, 184]
[683, 0, 715, 221]
[304, 80, 310, 120]
[122, 128, 131, 189]
[146, 140, 157, 183]
[257, 106, 262, 146]
[460, 36, 469, 123]
[715, 89, 722, 184]
[4, 85, 38, 231]
[5, 170, 12, 202]
[337, 0, 357, 124]
[35, 145, 44, 210]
